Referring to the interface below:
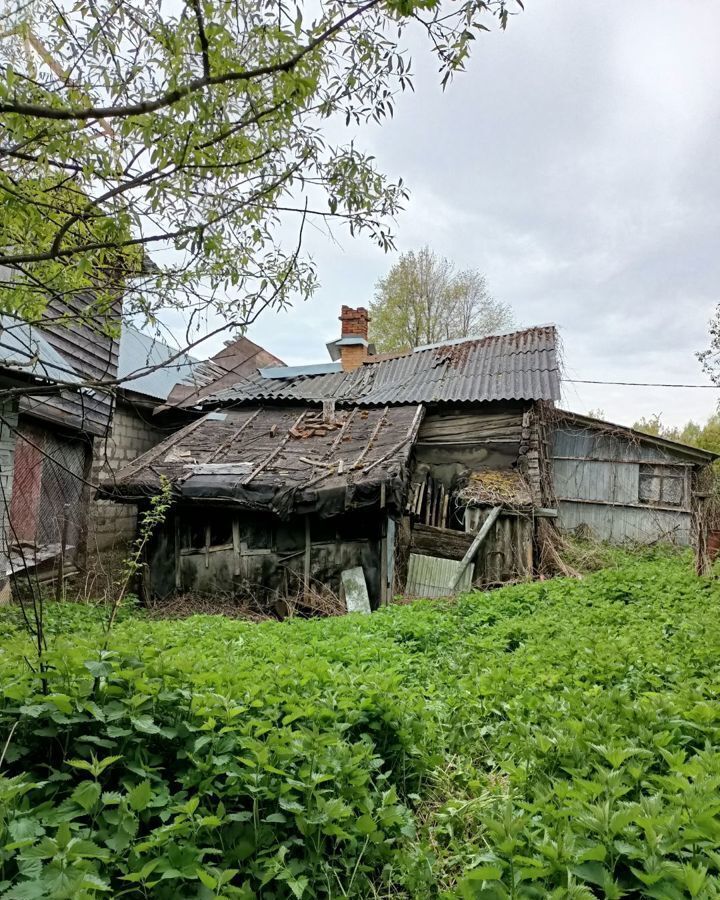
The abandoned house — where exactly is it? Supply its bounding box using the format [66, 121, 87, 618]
[551, 410, 718, 545]
[106, 308, 566, 607]
[90, 327, 286, 550]
[0, 301, 120, 589]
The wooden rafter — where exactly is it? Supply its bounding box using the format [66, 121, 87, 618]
[204, 408, 262, 464]
[240, 411, 306, 486]
[362, 404, 424, 475]
[351, 406, 389, 470]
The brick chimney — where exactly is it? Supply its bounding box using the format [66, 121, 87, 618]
[338, 306, 370, 372]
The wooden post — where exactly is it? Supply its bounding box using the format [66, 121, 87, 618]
[451, 505, 502, 592]
[303, 516, 311, 593]
[174, 514, 182, 590]
[55, 503, 70, 602]
[232, 518, 241, 577]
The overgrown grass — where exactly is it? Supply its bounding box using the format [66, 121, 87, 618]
[1, 554, 720, 898]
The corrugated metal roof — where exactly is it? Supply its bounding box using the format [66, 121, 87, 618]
[118, 325, 222, 401]
[207, 326, 560, 407]
[0, 315, 82, 384]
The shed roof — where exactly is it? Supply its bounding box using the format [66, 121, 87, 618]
[205, 326, 560, 408]
[555, 410, 719, 463]
[107, 403, 424, 518]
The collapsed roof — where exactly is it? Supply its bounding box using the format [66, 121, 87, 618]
[106, 403, 424, 518]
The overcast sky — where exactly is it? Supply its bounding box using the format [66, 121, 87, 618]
[193, 0, 720, 428]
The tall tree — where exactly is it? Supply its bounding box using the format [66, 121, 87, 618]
[369, 246, 513, 351]
[0, 0, 522, 340]
[633, 412, 720, 455]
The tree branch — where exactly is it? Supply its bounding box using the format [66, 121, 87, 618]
[0, 0, 381, 121]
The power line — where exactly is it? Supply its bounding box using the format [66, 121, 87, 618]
[564, 378, 720, 389]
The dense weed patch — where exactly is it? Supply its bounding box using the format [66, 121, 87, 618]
[1, 555, 720, 897]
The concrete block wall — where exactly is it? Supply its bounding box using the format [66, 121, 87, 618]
[88, 401, 167, 551]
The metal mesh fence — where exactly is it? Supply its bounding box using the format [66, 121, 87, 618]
[4, 420, 88, 576]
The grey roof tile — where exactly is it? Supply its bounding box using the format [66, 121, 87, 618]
[207, 326, 560, 407]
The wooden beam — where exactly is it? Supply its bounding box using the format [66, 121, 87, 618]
[174, 514, 182, 589]
[232, 518, 241, 576]
[241, 411, 306, 486]
[451, 506, 502, 592]
[303, 516, 311, 593]
[205, 408, 262, 465]
[352, 406, 389, 469]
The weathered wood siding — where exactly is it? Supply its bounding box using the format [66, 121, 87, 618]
[552, 423, 695, 545]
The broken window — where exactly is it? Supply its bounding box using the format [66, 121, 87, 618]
[182, 510, 233, 549]
[638, 464, 686, 508]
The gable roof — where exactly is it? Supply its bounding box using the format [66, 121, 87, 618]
[164, 335, 285, 409]
[555, 410, 719, 463]
[204, 326, 561, 408]
[118, 324, 222, 403]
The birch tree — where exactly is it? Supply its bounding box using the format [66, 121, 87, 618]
[369, 245, 513, 351]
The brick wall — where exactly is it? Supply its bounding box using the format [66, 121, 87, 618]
[87, 400, 167, 551]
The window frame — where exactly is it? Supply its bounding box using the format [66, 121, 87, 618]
[637, 463, 688, 509]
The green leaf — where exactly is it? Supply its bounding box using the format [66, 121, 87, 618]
[127, 779, 153, 812]
[196, 869, 218, 890]
[355, 814, 376, 835]
[71, 779, 101, 812]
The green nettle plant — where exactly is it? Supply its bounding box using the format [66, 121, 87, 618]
[2, 551, 720, 897]
[0, 0, 523, 334]
[105, 476, 174, 635]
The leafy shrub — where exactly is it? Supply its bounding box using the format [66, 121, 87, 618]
[1, 555, 720, 898]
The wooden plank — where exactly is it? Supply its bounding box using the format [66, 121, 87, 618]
[362, 404, 425, 475]
[205, 408, 262, 464]
[411, 523, 474, 560]
[451, 506, 502, 591]
[303, 516, 311, 592]
[415, 478, 426, 517]
[241, 411, 306, 485]
[327, 408, 357, 456]
[352, 406, 389, 469]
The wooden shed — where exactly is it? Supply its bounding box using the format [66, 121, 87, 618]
[551, 412, 717, 545]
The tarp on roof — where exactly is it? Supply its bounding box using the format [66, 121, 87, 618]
[105, 403, 424, 518]
[204, 326, 561, 407]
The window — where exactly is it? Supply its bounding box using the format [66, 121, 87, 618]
[638, 464, 686, 508]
